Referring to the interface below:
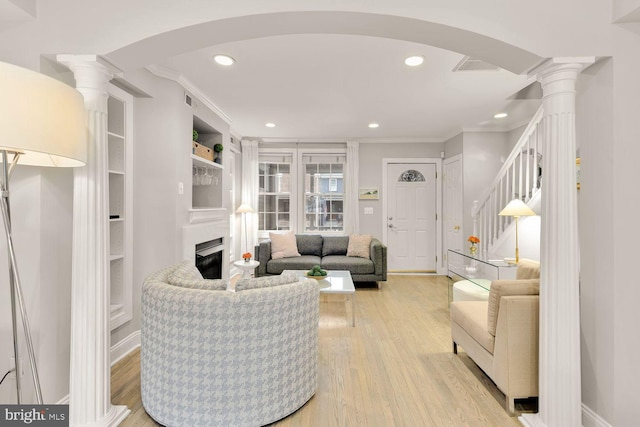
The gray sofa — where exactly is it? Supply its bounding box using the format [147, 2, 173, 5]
[255, 235, 387, 284]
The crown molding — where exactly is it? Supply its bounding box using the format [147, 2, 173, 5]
[258, 136, 444, 144]
[146, 64, 232, 125]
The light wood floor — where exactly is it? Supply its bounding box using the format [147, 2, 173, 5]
[111, 275, 536, 426]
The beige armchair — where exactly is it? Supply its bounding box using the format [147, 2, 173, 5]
[450, 259, 540, 414]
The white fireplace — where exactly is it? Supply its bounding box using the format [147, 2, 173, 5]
[183, 208, 229, 279]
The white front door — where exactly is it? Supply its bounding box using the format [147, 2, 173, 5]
[443, 155, 463, 264]
[385, 163, 437, 272]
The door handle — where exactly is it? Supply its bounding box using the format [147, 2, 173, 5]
[454, 225, 460, 230]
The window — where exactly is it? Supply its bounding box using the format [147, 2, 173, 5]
[258, 154, 293, 232]
[398, 169, 426, 182]
[257, 149, 347, 234]
[303, 161, 344, 232]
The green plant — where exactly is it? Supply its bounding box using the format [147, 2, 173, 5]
[192, 130, 198, 141]
[214, 143, 224, 153]
[307, 265, 327, 277]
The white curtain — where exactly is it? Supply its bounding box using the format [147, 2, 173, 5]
[345, 140, 359, 234]
[241, 139, 259, 254]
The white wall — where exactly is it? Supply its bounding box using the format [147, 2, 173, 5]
[111, 69, 189, 347]
[576, 57, 615, 425]
[610, 29, 640, 426]
[38, 168, 73, 404]
[0, 167, 73, 404]
[461, 131, 511, 241]
[444, 132, 463, 158]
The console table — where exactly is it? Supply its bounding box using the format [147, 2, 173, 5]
[446, 250, 516, 302]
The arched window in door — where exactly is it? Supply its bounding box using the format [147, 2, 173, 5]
[398, 169, 426, 182]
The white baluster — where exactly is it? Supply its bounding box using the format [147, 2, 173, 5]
[525, 137, 531, 201]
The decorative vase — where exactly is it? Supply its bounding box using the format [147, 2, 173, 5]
[469, 244, 477, 257]
[244, 258, 251, 263]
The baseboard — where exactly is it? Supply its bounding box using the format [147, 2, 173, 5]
[519, 404, 612, 427]
[582, 403, 612, 427]
[111, 330, 141, 366]
[519, 413, 545, 427]
[56, 331, 141, 406]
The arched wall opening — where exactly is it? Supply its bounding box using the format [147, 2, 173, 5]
[107, 11, 543, 74]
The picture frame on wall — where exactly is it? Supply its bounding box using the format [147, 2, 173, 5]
[359, 188, 379, 200]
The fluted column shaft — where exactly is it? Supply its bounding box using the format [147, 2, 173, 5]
[57, 55, 129, 427]
[521, 57, 593, 427]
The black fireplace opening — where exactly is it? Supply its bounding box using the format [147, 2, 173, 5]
[195, 238, 223, 279]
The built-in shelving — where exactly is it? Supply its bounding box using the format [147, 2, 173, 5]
[192, 115, 223, 210]
[191, 154, 223, 170]
[108, 85, 133, 331]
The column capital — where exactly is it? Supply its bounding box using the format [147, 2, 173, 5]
[531, 57, 594, 114]
[56, 55, 122, 111]
[529, 57, 595, 86]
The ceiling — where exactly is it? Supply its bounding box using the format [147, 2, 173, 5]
[155, 33, 541, 142]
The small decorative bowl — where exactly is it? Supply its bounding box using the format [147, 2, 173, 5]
[305, 274, 328, 280]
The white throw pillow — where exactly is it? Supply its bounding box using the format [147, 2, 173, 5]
[270, 231, 301, 259]
[347, 234, 372, 259]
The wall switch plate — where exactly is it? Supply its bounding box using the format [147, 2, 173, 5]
[178, 182, 184, 195]
[364, 207, 374, 215]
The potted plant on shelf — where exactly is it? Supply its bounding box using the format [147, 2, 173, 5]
[192, 130, 198, 154]
[214, 143, 223, 164]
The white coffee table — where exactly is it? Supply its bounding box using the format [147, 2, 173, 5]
[282, 270, 356, 327]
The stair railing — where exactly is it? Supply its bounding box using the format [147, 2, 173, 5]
[472, 105, 543, 256]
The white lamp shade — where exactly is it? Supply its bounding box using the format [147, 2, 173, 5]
[236, 203, 255, 214]
[0, 61, 86, 167]
[498, 199, 536, 217]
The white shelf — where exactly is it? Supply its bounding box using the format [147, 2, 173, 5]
[108, 131, 125, 140]
[191, 154, 223, 169]
[108, 86, 133, 332]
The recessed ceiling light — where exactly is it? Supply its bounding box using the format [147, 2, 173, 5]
[494, 112, 508, 119]
[368, 123, 379, 128]
[265, 123, 276, 128]
[213, 54, 235, 66]
[404, 56, 424, 67]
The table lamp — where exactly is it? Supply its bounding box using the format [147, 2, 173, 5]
[498, 199, 536, 264]
[0, 61, 87, 403]
[236, 203, 255, 256]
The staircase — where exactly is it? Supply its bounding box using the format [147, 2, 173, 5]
[472, 106, 543, 257]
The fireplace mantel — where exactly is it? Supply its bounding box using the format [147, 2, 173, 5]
[188, 207, 227, 224]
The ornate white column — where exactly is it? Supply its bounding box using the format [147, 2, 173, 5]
[56, 55, 129, 427]
[520, 57, 593, 427]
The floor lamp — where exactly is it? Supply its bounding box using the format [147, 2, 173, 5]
[236, 203, 255, 256]
[498, 199, 537, 264]
[0, 61, 87, 403]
